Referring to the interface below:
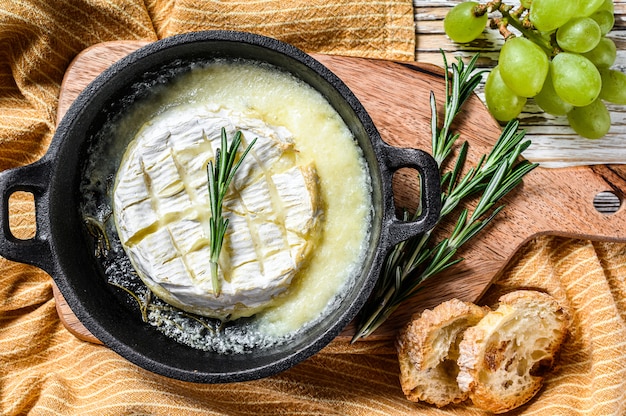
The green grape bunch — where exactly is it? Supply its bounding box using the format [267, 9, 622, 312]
[443, 0, 625, 139]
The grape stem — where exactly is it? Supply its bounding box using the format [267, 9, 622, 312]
[474, 0, 502, 16]
[478, 1, 558, 57]
[508, 5, 526, 20]
[499, 7, 555, 56]
[491, 17, 515, 40]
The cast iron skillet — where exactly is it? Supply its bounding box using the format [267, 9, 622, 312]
[0, 31, 441, 383]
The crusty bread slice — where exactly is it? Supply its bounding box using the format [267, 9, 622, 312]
[396, 299, 488, 407]
[456, 290, 569, 414]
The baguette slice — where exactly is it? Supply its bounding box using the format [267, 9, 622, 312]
[397, 299, 488, 407]
[457, 290, 569, 414]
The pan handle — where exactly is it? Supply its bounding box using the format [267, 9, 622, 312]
[379, 143, 442, 248]
[0, 159, 55, 274]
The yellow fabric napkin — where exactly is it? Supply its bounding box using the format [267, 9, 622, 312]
[1, 1, 625, 415]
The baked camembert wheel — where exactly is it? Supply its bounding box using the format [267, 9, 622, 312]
[113, 105, 321, 320]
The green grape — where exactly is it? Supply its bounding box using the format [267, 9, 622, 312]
[521, 0, 533, 8]
[556, 17, 601, 53]
[582, 37, 616, 68]
[599, 69, 626, 104]
[590, 10, 615, 35]
[574, 0, 604, 16]
[530, 0, 577, 32]
[598, 0, 614, 13]
[444, 2, 488, 43]
[484, 66, 527, 122]
[534, 71, 573, 115]
[551, 52, 601, 107]
[567, 99, 610, 139]
[499, 37, 549, 97]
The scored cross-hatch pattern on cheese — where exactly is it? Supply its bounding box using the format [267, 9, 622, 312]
[113, 106, 321, 320]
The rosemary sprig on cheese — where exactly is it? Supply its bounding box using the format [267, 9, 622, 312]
[352, 52, 538, 342]
[207, 128, 256, 297]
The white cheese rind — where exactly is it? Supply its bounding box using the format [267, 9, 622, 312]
[114, 106, 321, 320]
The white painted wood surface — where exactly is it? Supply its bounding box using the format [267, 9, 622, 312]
[414, 0, 626, 168]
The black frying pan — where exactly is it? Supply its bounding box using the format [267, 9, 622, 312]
[0, 31, 441, 383]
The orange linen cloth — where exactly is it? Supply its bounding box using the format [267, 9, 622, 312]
[1, 1, 626, 415]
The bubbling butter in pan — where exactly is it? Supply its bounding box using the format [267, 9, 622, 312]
[99, 59, 372, 347]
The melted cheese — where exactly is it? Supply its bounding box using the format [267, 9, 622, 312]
[105, 60, 373, 341]
[114, 106, 321, 320]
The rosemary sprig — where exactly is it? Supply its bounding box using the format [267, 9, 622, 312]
[207, 128, 256, 296]
[351, 52, 538, 342]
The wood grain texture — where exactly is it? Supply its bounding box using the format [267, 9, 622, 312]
[55, 41, 626, 345]
[414, 0, 626, 168]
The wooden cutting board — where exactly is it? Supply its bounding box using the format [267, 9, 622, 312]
[54, 41, 626, 345]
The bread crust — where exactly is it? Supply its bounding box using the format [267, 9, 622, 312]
[396, 298, 488, 407]
[456, 290, 569, 414]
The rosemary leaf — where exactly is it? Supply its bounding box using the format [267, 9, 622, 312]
[351, 52, 538, 342]
[207, 128, 256, 297]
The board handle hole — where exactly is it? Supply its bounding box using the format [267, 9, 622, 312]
[593, 191, 622, 215]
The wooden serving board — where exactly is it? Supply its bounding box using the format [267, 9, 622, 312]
[54, 41, 626, 345]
